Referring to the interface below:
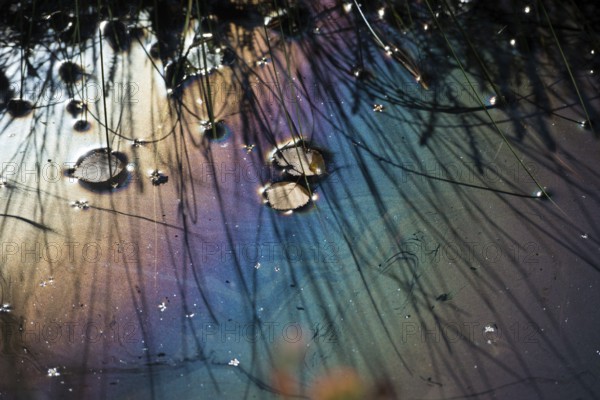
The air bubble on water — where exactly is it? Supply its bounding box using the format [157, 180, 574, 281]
[58, 61, 85, 83]
[71, 148, 128, 189]
[200, 119, 228, 140]
[74, 120, 91, 132]
[132, 138, 146, 147]
[66, 99, 86, 116]
[510, 39, 516, 46]
[7, 98, 33, 118]
[524, 6, 531, 13]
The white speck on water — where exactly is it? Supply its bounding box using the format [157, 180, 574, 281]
[47, 368, 60, 377]
[158, 302, 167, 312]
[228, 358, 240, 366]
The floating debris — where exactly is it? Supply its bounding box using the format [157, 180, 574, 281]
[228, 358, 240, 367]
[264, 181, 312, 211]
[0, 303, 12, 313]
[47, 368, 61, 377]
[149, 170, 168, 186]
[373, 104, 385, 112]
[71, 199, 89, 210]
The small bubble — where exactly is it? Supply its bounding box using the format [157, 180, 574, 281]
[73, 120, 91, 132]
[510, 38, 516, 46]
[66, 99, 86, 117]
